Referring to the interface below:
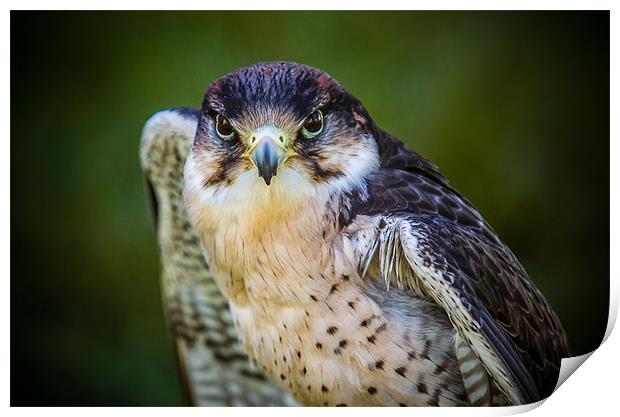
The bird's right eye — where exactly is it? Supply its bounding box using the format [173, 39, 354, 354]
[215, 114, 235, 140]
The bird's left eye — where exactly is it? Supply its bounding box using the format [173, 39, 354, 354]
[215, 114, 235, 140]
[302, 110, 324, 138]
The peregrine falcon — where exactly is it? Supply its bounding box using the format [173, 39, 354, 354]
[144, 62, 570, 406]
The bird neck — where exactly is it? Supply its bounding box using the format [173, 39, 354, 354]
[196, 183, 345, 306]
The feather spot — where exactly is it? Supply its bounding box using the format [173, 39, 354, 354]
[417, 382, 428, 394]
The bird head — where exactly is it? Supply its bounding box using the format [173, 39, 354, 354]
[184, 62, 380, 216]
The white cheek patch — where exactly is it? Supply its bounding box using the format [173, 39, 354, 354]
[320, 132, 380, 194]
[182, 153, 210, 227]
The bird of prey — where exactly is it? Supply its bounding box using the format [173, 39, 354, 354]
[146, 62, 570, 407]
[141, 108, 296, 406]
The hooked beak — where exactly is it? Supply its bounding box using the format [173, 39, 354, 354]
[250, 128, 286, 185]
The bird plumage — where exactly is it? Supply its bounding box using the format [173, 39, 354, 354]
[140, 108, 296, 406]
[143, 61, 570, 406]
[348, 128, 571, 402]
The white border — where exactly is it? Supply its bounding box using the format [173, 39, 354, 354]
[4, 3, 616, 416]
[0, 1, 616, 10]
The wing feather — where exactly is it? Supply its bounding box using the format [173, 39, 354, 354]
[455, 334, 492, 406]
[348, 130, 571, 405]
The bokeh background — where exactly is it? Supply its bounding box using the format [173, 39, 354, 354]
[11, 11, 609, 406]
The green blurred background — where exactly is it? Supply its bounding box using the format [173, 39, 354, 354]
[11, 11, 609, 406]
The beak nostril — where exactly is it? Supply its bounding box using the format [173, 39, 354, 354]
[250, 136, 256, 145]
[278, 136, 284, 144]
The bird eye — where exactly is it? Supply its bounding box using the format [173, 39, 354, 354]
[302, 110, 324, 138]
[215, 114, 235, 140]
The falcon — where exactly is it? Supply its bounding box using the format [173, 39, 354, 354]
[144, 62, 570, 406]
